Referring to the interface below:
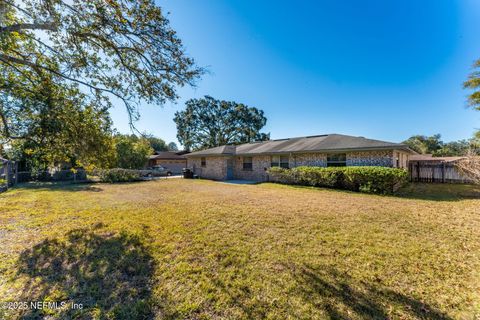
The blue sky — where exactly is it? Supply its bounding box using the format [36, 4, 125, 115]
[110, 0, 480, 146]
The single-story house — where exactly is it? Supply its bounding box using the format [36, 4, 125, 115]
[147, 151, 188, 174]
[186, 133, 416, 181]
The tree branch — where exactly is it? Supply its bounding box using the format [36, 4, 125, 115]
[0, 22, 58, 34]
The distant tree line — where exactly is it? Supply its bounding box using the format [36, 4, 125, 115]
[402, 132, 480, 156]
[7, 133, 179, 171]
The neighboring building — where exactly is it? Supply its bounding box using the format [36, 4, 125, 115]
[408, 154, 470, 183]
[409, 154, 466, 163]
[147, 151, 188, 174]
[185, 134, 416, 181]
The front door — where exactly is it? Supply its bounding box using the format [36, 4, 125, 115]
[226, 158, 234, 180]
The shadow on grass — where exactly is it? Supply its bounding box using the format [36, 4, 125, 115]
[290, 263, 453, 320]
[261, 182, 480, 202]
[394, 183, 480, 201]
[14, 225, 155, 319]
[15, 181, 104, 193]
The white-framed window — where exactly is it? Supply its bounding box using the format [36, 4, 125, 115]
[327, 153, 346, 167]
[271, 155, 289, 168]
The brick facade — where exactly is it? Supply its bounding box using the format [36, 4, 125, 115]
[188, 156, 229, 180]
[234, 156, 270, 181]
[346, 150, 394, 167]
[292, 153, 327, 167]
[188, 150, 409, 181]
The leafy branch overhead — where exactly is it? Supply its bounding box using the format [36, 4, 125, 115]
[464, 59, 480, 110]
[174, 96, 269, 151]
[0, 0, 204, 131]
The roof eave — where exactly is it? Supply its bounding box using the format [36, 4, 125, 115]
[186, 153, 234, 158]
[234, 145, 411, 156]
[186, 145, 413, 157]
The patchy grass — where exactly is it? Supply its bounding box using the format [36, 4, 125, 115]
[0, 180, 479, 319]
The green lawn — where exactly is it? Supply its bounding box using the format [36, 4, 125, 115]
[0, 180, 479, 319]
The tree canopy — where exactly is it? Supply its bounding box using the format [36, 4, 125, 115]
[144, 135, 168, 152]
[4, 78, 116, 170]
[402, 134, 443, 154]
[464, 59, 480, 110]
[167, 142, 178, 151]
[114, 134, 152, 169]
[403, 133, 479, 156]
[0, 0, 202, 168]
[174, 96, 269, 151]
[0, 0, 203, 126]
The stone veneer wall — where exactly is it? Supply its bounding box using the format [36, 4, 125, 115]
[346, 150, 393, 167]
[187, 156, 228, 180]
[292, 153, 327, 167]
[233, 156, 270, 181]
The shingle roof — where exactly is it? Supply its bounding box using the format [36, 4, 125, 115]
[149, 151, 188, 160]
[186, 145, 236, 157]
[187, 134, 415, 157]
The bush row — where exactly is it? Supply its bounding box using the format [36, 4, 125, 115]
[268, 166, 408, 194]
[97, 168, 143, 183]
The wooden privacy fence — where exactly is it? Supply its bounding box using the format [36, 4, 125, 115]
[409, 161, 472, 183]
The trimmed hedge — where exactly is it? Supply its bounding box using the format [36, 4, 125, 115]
[97, 168, 143, 183]
[268, 166, 408, 194]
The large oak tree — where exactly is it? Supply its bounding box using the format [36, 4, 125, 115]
[174, 96, 269, 151]
[0, 0, 202, 166]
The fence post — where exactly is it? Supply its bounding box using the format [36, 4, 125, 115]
[442, 162, 445, 183]
[416, 162, 420, 182]
[5, 161, 9, 189]
[13, 162, 17, 186]
[409, 162, 412, 182]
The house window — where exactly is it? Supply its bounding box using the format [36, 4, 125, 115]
[201, 157, 206, 167]
[271, 155, 289, 168]
[242, 157, 253, 170]
[327, 153, 346, 167]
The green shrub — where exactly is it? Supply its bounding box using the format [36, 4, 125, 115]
[268, 166, 408, 195]
[97, 168, 143, 183]
[339, 166, 408, 194]
[0, 178, 6, 185]
[268, 167, 295, 184]
[296, 166, 344, 187]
